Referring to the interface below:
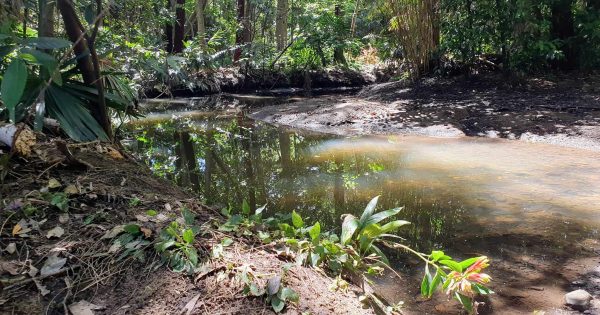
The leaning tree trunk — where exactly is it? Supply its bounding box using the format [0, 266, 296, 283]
[275, 0, 288, 51]
[57, 0, 112, 140]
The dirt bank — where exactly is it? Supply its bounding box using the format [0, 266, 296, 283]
[250, 74, 600, 151]
[0, 140, 372, 315]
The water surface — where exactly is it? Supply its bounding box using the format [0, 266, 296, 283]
[124, 97, 600, 313]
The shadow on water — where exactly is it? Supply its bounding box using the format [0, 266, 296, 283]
[123, 97, 600, 314]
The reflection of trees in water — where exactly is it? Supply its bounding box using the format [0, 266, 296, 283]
[125, 114, 474, 252]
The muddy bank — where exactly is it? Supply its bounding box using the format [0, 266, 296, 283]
[250, 74, 600, 151]
[0, 141, 372, 315]
[143, 66, 382, 98]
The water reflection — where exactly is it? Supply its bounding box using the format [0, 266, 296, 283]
[124, 103, 600, 312]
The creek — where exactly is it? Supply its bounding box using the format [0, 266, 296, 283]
[123, 95, 600, 314]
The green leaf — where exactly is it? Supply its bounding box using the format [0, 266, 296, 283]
[430, 250, 452, 262]
[362, 223, 383, 239]
[124, 224, 141, 235]
[439, 259, 462, 273]
[45, 84, 108, 141]
[279, 287, 299, 302]
[341, 215, 359, 245]
[472, 283, 494, 295]
[454, 292, 473, 312]
[146, 210, 158, 216]
[19, 49, 57, 72]
[421, 268, 431, 297]
[182, 208, 195, 225]
[255, 203, 267, 215]
[1, 58, 28, 122]
[363, 207, 403, 226]
[187, 247, 198, 266]
[271, 296, 285, 313]
[359, 196, 380, 228]
[182, 229, 195, 244]
[308, 222, 320, 242]
[242, 200, 250, 215]
[369, 244, 389, 265]
[428, 269, 443, 297]
[23, 37, 72, 50]
[291, 210, 303, 228]
[380, 220, 411, 233]
[458, 257, 480, 270]
[222, 237, 234, 246]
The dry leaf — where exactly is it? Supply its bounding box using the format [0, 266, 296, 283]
[64, 184, 79, 195]
[47, 178, 61, 189]
[40, 255, 67, 276]
[5, 243, 16, 254]
[12, 224, 22, 236]
[28, 265, 39, 277]
[69, 300, 105, 315]
[107, 148, 124, 160]
[164, 203, 172, 211]
[0, 261, 21, 275]
[140, 227, 152, 238]
[180, 293, 201, 315]
[34, 279, 50, 296]
[59, 213, 70, 224]
[46, 226, 65, 239]
[101, 225, 125, 239]
[135, 214, 149, 222]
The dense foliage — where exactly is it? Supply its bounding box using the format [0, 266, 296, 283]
[1, 0, 599, 141]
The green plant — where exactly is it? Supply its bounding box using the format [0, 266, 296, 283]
[155, 208, 200, 273]
[239, 265, 299, 313]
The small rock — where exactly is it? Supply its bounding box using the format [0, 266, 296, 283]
[565, 289, 593, 311]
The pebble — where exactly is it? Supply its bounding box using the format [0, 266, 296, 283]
[565, 289, 593, 311]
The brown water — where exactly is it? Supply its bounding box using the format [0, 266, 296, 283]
[124, 98, 600, 314]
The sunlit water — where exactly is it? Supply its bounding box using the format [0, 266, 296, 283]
[124, 98, 600, 313]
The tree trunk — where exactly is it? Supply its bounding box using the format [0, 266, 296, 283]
[38, 0, 55, 37]
[333, 4, 347, 65]
[275, 0, 288, 51]
[233, 0, 245, 62]
[173, 0, 186, 53]
[550, 0, 576, 69]
[180, 132, 200, 191]
[165, 0, 185, 53]
[196, 0, 207, 46]
[57, 0, 112, 140]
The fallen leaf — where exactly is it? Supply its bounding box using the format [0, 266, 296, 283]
[46, 226, 65, 239]
[69, 300, 105, 315]
[12, 224, 22, 236]
[0, 261, 21, 275]
[140, 227, 152, 238]
[40, 255, 67, 276]
[180, 293, 201, 315]
[135, 214, 149, 222]
[28, 265, 39, 277]
[34, 279, 50, 296]
[107, 148, 124, 160]
[164, 203, 172, 211]
[120, 177, 127, 186]
[47, 178, 61, 189]
[64, 185, 79, 195]
[101, 225, 125, 239]
[267, 275, 281, 296]
[5, 243, 16, 254]
[59, 213, 70, 224]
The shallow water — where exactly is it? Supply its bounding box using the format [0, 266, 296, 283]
[124, 97, 600, 313]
